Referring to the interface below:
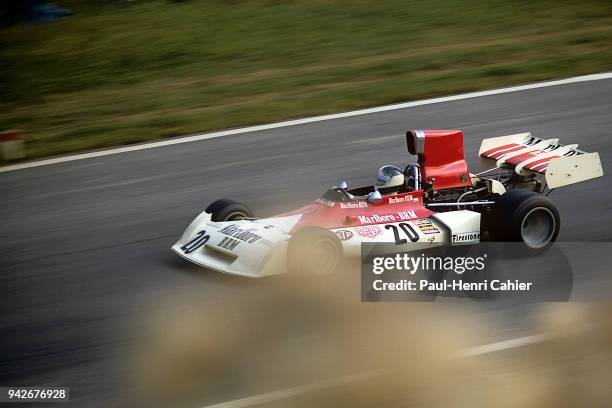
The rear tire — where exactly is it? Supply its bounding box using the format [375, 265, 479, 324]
[205, 199, 254, 222]
[288, 227, 343, 276]
[489, 189, 560, 251]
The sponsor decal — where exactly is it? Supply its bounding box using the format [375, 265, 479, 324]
[217, 236, 240, 250]
[358, 214, 396, 224]
[219, 224, 262, 243]
[398, 210, 418, 220]
[340, 201, 368, 209]
[356, 226, 382, 238]
[335, 230, 353, 241]
[315, 198, 336, 207]
[358, 211, 417, 224]
[413, 218, 440, 235]
[452, 232, 480, 243]
[388, 195, 419, 204]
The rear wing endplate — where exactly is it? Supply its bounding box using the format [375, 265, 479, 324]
[479, 132, 603, 188]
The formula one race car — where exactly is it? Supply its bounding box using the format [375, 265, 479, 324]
[172, 129, 603, 277]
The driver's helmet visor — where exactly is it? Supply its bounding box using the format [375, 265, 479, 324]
[375, 165, 402, 186]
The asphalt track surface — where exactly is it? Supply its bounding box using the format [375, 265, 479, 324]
[1, 77, 611, 407]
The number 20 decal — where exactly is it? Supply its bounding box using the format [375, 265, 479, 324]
[181, 230, 210, 254]
[385, 223, 419, 245]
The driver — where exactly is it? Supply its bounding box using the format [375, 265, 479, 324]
[374, 165, 405, 194]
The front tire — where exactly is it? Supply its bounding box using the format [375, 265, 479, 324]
[489, 189, 560, 250]
[205, 199, 254, 222]
[287, 227, 343, 276]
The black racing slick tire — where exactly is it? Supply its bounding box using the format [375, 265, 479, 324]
[205, 199, 254, 222]
[488, 189, 560, 251]
[288, 227, 343, 276]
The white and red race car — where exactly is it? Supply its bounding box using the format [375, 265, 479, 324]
[172, 130, 603, 277]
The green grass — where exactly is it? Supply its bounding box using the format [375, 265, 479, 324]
[1, 0, 612, 160]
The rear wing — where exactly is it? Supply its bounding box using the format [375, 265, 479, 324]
[479, 132, 603, 188]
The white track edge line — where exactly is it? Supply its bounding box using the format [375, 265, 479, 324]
[459, 333, 549, 357]
[198, 333, 548, 408]
[2, 72, 611, 173]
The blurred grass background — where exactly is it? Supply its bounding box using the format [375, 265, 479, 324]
[1, 0, 611, 159]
